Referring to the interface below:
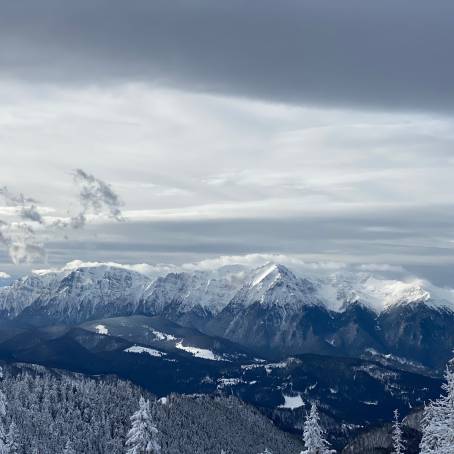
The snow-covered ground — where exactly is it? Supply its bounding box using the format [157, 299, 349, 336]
[278, 394, 305, 410]
[175, 341, 223, 361]
[95, 324, 109, 335]
[151, 328, 176, 341]
[124, 345, 166, 357]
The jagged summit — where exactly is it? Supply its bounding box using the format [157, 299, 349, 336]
[0, 260, 453, 326]
[230, 262, 319, 308]
[1, 260, 454, 367]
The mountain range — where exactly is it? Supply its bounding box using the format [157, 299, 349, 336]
[1, 261, 453, 371]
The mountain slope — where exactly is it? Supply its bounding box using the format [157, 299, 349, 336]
[0, 320, 442, 450]
[1, 361, 303, 454]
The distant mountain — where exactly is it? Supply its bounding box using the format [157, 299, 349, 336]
[1, 261, 454, 370]
[12, 265, 148, 324]
[139, 267, 245, 330]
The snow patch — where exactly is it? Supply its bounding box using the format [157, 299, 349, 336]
[252, 263, 278, 287]
[95, 324, 108, 335]
[278, 394, 305, 410]
[124, 345, 166, 357]
[151, 328, 176, 341]
[217, 378, 245, 389]
[241, 357, 298, 373]
[175, 341, 223, 361]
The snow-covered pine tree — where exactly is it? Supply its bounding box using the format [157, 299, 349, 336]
[63, 440, 76, 454]
[5, 422, 19, 454]
[125, 396, 160, 454]
[391, 409, 405, 454]
[0, 388, 7, 454]
[300, 403, 333, 454]
[420, 359, 454, 453]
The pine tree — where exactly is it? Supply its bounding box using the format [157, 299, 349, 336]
[420, 359, 454, 453]
[300, 403, 333, 454]
[0, 389, 8, 454]
[63, 440, 76, 454]
[5, 421, 19, 454]
[125, 397, 160, 454]
[391, 409, 405, 454]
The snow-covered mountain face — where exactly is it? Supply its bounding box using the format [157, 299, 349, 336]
[142, 266, 246, 315]
[314, 271, 454, 314]
[6, 266, 151, 324]
[229, 263, 322, 309]
[1, 260, 454, 368]
[0, 272, 60, 318]
[1, 261, 454, 323]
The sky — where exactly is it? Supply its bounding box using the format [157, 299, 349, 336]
[1, 0, 454, 284]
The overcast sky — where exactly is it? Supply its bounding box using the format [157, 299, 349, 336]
[1, 0, 454, 283]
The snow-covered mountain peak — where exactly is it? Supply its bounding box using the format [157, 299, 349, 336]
[231, 262, 319, 308]
[315, 271, 454, 313]
[250, 263, 294, 287]
[1, 260, 454, 324]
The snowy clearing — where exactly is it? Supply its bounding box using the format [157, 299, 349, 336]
[124, 345, 166, 357]
[278, 394, 305, 410]
[95, 324, 109, 335]
[217, 378, 244, 389]
[175, 341, 223, 361]
[151, 328, 176, 341]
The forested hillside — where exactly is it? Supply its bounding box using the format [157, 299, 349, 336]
[0, 362, 303, 454]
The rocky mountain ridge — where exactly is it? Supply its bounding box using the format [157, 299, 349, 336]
[1, 261, 454, 369]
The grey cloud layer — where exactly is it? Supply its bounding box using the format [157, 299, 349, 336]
[1, 0, 454, 112]
[71, 169, 123, 228]
[1, 83, 453, 272]
[0, 171, 123, 264]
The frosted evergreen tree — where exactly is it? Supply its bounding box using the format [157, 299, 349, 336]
[300, 403, 333, 454]
[0, 389, 7, 454]
[125, 396, 160, 454]
[5, 422, 19, 454]
[420, 360, 454, 453]
[391, 409, 405, 454]
[63, 440, 76, 454]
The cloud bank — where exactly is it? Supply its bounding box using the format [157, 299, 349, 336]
[1, 0, 454, 113]
[0, 171, 123, 264]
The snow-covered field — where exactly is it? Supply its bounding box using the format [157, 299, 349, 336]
[124, 345, 166, 357]
[175, 341, 223, 361]
[278, 394, 305, 410]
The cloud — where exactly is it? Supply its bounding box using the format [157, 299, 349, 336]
[0, 186, 43, 224]
[0, 188, 47, 263]
[71, 169, 123, 228]
[356, 264, 406, 273]
[0, 186, 37, 206]
[31, 255, 414, 289]
[0, 0, 454, 112]
[0, 221, 47, 264]
[33, 259, 178, 280]
[0, 171, 124, 264]
[1, 82, 454, 275]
